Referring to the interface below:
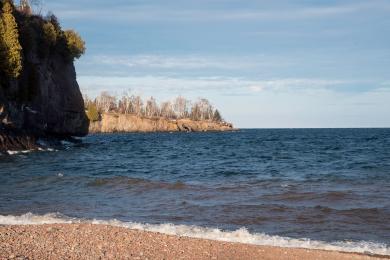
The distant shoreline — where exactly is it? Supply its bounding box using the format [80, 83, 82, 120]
[0, 223, 384, 260]
[89, 112, 234, 133]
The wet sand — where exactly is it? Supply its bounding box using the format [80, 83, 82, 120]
[0, 224, 386, 260]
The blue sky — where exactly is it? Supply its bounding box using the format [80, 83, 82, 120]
[43, 0, 390, 128]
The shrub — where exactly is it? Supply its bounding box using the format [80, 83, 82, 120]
[86, 103, 99, 122]
[63, 29, 85, 60]
[46, 13, 61, 34]
[42, 21, 56, 45]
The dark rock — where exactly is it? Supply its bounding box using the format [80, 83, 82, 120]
[0, 12, 89, 152]
[0, 51, 89, 138]
[0, 127, 37, 152]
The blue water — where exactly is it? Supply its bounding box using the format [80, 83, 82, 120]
[1, 129, 390, 245]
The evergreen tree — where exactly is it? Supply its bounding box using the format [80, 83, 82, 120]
[43, 22, 57, 45]
[213, 109, 223, 122]
[64, 30, 85, 60]
[0, 14, 7, 76]
[0, 1, 22, 78]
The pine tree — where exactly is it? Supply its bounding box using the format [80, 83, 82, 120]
[0, 14, 7, 75]
[64, 30, 85, 60]
[1, 1, 22, 78]
[213, 109, 223, 122]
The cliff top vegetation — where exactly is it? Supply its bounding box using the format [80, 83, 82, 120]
[0, 0, 85, 81]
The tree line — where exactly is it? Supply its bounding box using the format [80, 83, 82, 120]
[84, 92, 224, 123]
[0, 0, 85, 80]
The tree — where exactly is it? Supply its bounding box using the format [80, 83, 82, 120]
[131, 95, 143, 116]
[190, 98, 213, 120]
[0, 15, 7, 78]
[0, 1, 23, 78]
[190, 102, 201, 121]
[198, 98, 213, 120]
[160, 101, 175, 119]
[145, 96, 159, 118]
[118, 90, 133, 114]
[86, 103, 99, 122]
[19, 0, 32, 15]
[46, 13, 61, 34]
[43, 22, 57, 46]
[213, 109, 223, 122]
[63, 29, 85, 60]
[173, 96, 189, 119]
[95, 91, 117, 113]
[83, 94, 92, 109]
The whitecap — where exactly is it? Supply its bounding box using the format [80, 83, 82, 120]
[6, 150, 32, 155]
[0, 213, 388, 256]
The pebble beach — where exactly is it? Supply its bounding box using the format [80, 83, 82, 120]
[0, 224, 385, 260]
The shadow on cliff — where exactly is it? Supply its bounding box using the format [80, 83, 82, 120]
[0, 2, 89, 152]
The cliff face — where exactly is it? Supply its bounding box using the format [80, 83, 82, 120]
[0, 51, 88, 137]
[89, 113, 234, 133]
[0, 7, 88, 152]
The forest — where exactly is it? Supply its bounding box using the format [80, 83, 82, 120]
[84, 92, 224, 123]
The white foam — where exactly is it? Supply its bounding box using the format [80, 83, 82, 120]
[5, 148, 57, 155]
[0, 213, 388, 256]
[6, 150, 32, 155]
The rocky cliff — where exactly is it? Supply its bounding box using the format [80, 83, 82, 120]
[89, 113, 234, 133]
[0, 3, 88, 152]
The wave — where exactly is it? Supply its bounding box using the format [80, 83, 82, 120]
[0, 213, 389, 256]
[87, 176, 188, 190]
[6, 150, 32, 155]
[5, 148, 57, 155]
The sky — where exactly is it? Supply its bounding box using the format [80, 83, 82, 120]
[41, 0, 390, 128]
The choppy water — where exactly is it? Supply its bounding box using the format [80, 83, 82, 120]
[1, 129, 390, 254]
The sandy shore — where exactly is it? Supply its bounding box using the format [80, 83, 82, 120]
[0, 224, 386, 260]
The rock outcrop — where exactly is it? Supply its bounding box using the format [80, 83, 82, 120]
[0, 127, 36, 152]
[89, 113, 234, 133]
[0, 50, 88, 137]
[0, 5, 88, 152]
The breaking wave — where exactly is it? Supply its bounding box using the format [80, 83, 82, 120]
[0, 213, 388, 256]
[5, 148, 57, 155]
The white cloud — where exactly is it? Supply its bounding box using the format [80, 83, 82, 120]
[92, 55, 260, 70]
[77, 74, 390, 128]
[249, 85, 264, 92]
[78, 75, 350, 98]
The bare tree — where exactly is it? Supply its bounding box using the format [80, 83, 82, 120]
[131, 95, 144, 116]
[160, 101, 175, 119]
[190, 103, 201, 121]
[173, 96, 190, 119]
[190, 98, 213, 120]
[83, 94, 92, 109]
[145, 96, 159, 118]
[118, 91, 133, 114]
[95, 92, 117, 113]
[82, 92, 226, 122]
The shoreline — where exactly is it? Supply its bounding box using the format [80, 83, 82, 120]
[0, 223, 387, 259]
[89, 113, 234, 133]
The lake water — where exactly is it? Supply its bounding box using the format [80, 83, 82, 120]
[1, 129, 389, 254]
